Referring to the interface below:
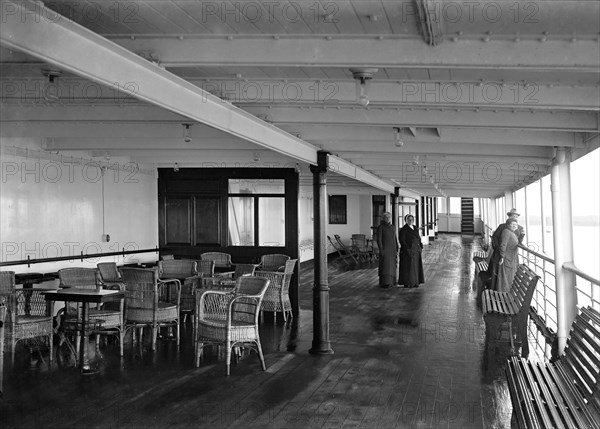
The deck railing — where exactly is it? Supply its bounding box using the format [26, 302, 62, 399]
[563, 261, 600, 311]
[517, 244, 600, 361]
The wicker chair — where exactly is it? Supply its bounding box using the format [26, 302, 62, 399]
[200, 252, 233, 269]
[157, 259, 200, 320]
[97, 262, 126, 291]
[194, 276, 270, 375]
[258, 254, 290, 272]
[120, 267, 181, 351]
[197, 260, 215, 278]
[255, 259, 298, 322]
[0, 271, 54, 366]
[57, 268, 126, 356]
[219, 263, 256, 280]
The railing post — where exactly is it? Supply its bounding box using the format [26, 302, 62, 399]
[551, 147, 577, 355]
[309, 151, 334, 355]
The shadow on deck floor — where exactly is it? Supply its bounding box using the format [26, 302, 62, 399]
[0, 234, 516, 428]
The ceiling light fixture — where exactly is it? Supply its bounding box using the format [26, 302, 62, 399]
[41, 68, 62, 101]
[41, 68, 62, 83]
[182, 124, 192, 143]
[350, 68, 378, 106]
[393, 127, 404, 147]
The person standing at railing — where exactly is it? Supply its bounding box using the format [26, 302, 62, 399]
[492, 218, 521, 292]
[487, 209, 525, 283]
[376, 212, 399, 289]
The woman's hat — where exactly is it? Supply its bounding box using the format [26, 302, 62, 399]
[507, 208, 520, 217]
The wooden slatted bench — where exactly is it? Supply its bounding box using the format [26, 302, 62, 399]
[473, 250, 488, 260]
[482, 264, 540, 357]
[476, 260, 489, 273]
[505, 306, 600, 429]
[473, 249, 490, 273]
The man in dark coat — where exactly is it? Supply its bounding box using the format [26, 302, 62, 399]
[376, 212, 399, 288]
[399, 214, 424, 288]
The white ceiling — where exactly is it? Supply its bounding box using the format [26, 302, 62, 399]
[1, 0, 599, 197]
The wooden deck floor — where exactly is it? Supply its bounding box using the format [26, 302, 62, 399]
[0, 234, 515, 428]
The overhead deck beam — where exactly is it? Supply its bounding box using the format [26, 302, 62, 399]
[0, 0, 394, 193]
[110, 37, 600, 71]
[338, 143, 553, 159]
[4, 104, 596, 132]
[243, 107, 599, 132]
[1, 122, 577, 148]
[3, 75, 598, 110]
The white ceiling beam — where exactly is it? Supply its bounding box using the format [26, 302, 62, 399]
[1, 121, 577, 148]
[3, 77, 597, 110]
[5, 103, 595, 131]
[244, 106, 598, 132]
[328, 154, 394, 193]
[336, 143, 552, 158]
[109, 37, 600, 71]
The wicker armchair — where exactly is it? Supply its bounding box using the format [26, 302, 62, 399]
[200, 252, 233, 269]
[194, 276, 270, 375]
[97, 262, 126, 313]
[0, 271, 53, 366]
[197, 260, 215, 278]
[158, 259, 199, 319]
[218, 263, 256, 280]
[120, 267, 181, 351]
[255, 259, 298, 322]
[258, 254, 290, 272]
[57, 268, 125, 356]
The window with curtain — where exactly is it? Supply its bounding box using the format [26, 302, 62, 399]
[227, 179, 285, 247]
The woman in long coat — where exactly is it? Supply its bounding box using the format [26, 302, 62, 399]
[493, 218, 520, 293]
[399, 214, 424, 288]
[376, 212, 399, 288]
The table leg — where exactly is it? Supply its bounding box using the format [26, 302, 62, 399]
[79, 302, 97, 374]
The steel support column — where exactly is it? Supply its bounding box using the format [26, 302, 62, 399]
[551, 148, 577, 354]
[309, 151, 334, 355]
[391, 187, 400, 228]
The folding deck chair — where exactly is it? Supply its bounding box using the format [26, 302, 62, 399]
[334, 234, 365, 262]
[327, 235, 358, 268]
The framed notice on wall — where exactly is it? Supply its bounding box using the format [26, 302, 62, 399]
[328, 195, 347, 224]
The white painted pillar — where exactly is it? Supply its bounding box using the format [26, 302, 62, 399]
[551, 147, 577, 355]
